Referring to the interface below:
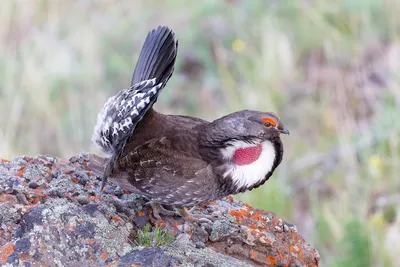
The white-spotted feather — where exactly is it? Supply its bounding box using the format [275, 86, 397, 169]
[92, 78, 163, 155]
[220, 140, 276, 189]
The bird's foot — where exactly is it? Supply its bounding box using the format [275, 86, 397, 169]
[174, 207, 216, 224]
[149, 202, 176, 220]
[148, 202, 216, 224]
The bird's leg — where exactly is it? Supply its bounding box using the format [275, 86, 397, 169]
[149, 202, 176, 220]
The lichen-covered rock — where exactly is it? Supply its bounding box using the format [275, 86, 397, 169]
[0, 154, 320, 266]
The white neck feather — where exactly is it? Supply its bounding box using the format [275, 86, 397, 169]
[220, 140, 276, 189]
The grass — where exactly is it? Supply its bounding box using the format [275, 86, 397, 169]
[1, 0, 399, 266]
[137, 224, 174, 247]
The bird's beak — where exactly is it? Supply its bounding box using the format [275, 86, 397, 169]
[278, 126, 290, 135]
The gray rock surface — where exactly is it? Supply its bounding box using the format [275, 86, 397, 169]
[0, 154, 320, 266]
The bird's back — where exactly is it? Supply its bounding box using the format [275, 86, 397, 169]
[122, 110, 209, 155]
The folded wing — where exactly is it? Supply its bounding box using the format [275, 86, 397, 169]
[114, 135, 220, 206]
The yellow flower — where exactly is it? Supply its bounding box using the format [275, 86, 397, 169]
[368, 154, 383, 173]
[369, 212, 385, 230]
[232, 39, 246, 53]
[369, 155, 382, 169]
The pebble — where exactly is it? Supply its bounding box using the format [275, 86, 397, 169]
[16, 193, 28, 205]
[195, 241, 206, 249]
[206, 207, 214, 213]
[76, 171, 89, 186]
[77, 195, 89, 205]
[112, 200, 125, 213]
[28, 181, 39, 189]
[114, 186, 124, 197]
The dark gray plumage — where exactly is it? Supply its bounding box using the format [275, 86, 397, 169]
[90, 26, 289, 219]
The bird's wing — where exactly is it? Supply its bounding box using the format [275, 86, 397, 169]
[92, 26, 178, 156]
[113, 135, 220, 206]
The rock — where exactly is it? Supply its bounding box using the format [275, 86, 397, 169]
[76, 195, 90, 205]
[0, 154, 320, 266]
[28, 181, 40, 189]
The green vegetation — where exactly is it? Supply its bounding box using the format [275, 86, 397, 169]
[1, 0, 399, 265]
[137, 224, 174, 247]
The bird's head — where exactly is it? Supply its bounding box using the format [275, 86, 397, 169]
[245, 110, 289, 139]
[207, 110, 289, 144]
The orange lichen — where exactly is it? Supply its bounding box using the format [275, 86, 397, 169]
[101, 251, 109, 260]
[254, 231, 262, 239]
[171, 222, 180, 231]
[32, 188, 45, 195]
[250, 250, 257, 259]
[138, 211, 145, 217]
[229, 209, 248, 218]
[267, 255, 277, 264]
[248, 210, 265, 222]
[249, 224, 258, 230]
[17, 168, 25, 176]
[169, 231, 177, 237]
[71, 177, 78, 184]
[0, 242, 15, 264]
[0, 194, 15, 202]
[291, 234, 299, 243]
[89, 196, 100, 202]
[87, 171, 92, 176]
[18, 253, 32, 261]
[1, 158, 10, 163]
[110, 217, 121, 222]
[156, 220, 168, 229]
[86, 239, 95, 244]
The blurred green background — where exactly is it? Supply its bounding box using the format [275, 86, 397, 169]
[1, 0, 399, 266]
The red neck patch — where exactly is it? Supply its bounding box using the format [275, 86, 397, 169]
[232, 144, 262, 166]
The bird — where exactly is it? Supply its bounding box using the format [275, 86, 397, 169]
[90, 25, 289, 220]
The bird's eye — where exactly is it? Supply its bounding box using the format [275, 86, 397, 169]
[261, 117, 277, 128]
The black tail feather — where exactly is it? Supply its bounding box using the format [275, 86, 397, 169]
[92, 26, 178, 192]
[131, 26, 178, 87]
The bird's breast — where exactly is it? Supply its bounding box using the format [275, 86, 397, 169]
[220, 140, 276, 190]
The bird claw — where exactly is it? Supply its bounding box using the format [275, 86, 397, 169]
[175, 207, 217, 224]
[148, 202, 217, 224]
[198, 217, 214, 225]
[149, 202, 176, 220]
